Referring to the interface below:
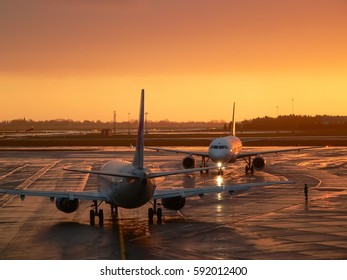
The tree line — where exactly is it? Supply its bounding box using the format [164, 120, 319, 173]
[1, 115, 346, 132]
[224, 115, 347, 131]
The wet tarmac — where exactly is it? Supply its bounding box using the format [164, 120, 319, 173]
[0, 146, 346, 259]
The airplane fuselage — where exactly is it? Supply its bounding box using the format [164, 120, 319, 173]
[208, 136, 243, 164]
[97, 160, 155, 209]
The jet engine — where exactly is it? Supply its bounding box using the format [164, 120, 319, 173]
[252, 156, 266, 170]
[55, 198, 79, 213]
[182, 156, 195, 169]
[161, 196, 186, 211]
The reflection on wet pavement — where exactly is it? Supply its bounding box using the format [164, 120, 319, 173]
[0, 146, 346, 259]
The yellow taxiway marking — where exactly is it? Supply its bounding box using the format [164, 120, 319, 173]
[117, 211, 126, 260]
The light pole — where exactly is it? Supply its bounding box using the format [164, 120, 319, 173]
[128, 113, 130, 135]
[291, 98, 294, 115]
[113, 111, 117, 135]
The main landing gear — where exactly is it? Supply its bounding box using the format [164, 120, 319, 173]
[200, 156, 210, 174]
[148, 199, 162, 224]
[244, 156, 254, 175]
[90, 200, 104, 227]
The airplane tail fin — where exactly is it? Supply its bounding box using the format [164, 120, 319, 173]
[132, 89, 145, 169]
[231, 102, 236, 136]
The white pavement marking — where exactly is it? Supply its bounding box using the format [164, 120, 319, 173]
[0, 161, 60, 208]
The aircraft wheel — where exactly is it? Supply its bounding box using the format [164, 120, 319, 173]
[90, 209, 95, 226]
[148, 208, 154, 223]
[157, 208, 162, 224]
[98, 209, 104, 227]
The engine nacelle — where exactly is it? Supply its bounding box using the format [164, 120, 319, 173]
[55, 198, 79, 213]
[161, 196, 186, 211]
[182, 156, 195, 169]
[252, 156, 266, 170]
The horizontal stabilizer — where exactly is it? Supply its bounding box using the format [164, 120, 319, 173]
[63, 168, 142, 179]
[147, 166, 219, 178]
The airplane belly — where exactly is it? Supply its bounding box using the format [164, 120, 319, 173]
[117, 181, 155, 209]
[98, 176, 155, 209]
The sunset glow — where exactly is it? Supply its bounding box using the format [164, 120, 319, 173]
[1, 0, 346, 122]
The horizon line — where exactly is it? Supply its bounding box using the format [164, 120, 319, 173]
[1, 114, 347, 124]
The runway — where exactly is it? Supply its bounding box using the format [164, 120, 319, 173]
[0, 146, 346, 259]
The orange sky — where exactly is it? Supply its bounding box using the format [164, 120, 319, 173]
[1, 0, 346, 122]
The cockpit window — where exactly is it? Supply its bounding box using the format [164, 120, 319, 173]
[217, 145, 229, 149]
[210, 145, 229, 149]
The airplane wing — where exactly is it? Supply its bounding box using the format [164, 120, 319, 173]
[237, 146, 323, 159]
[0, 188, 108, 201]
[153, 180, 295, 199]
[146, 139, 258, 155]
[146, 147, 209, 158]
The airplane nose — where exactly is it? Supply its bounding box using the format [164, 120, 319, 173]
[210, 150, 229, 163]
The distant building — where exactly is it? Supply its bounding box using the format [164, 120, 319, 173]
[101, 129, 112, 136]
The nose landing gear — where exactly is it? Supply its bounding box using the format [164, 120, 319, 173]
[217, 168, 224, 175]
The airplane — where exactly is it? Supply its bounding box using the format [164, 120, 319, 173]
[0, 90, 294, 226]
[147, 103, 322, 175]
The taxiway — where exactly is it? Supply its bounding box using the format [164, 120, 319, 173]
[0, 146, 346, 259]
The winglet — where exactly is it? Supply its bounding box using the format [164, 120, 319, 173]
[132, 89, 145, 169]
[231, 102, 236, 136]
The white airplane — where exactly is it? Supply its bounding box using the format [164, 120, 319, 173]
[0, 90, 294, 225]
[147, 103, 322, 175]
